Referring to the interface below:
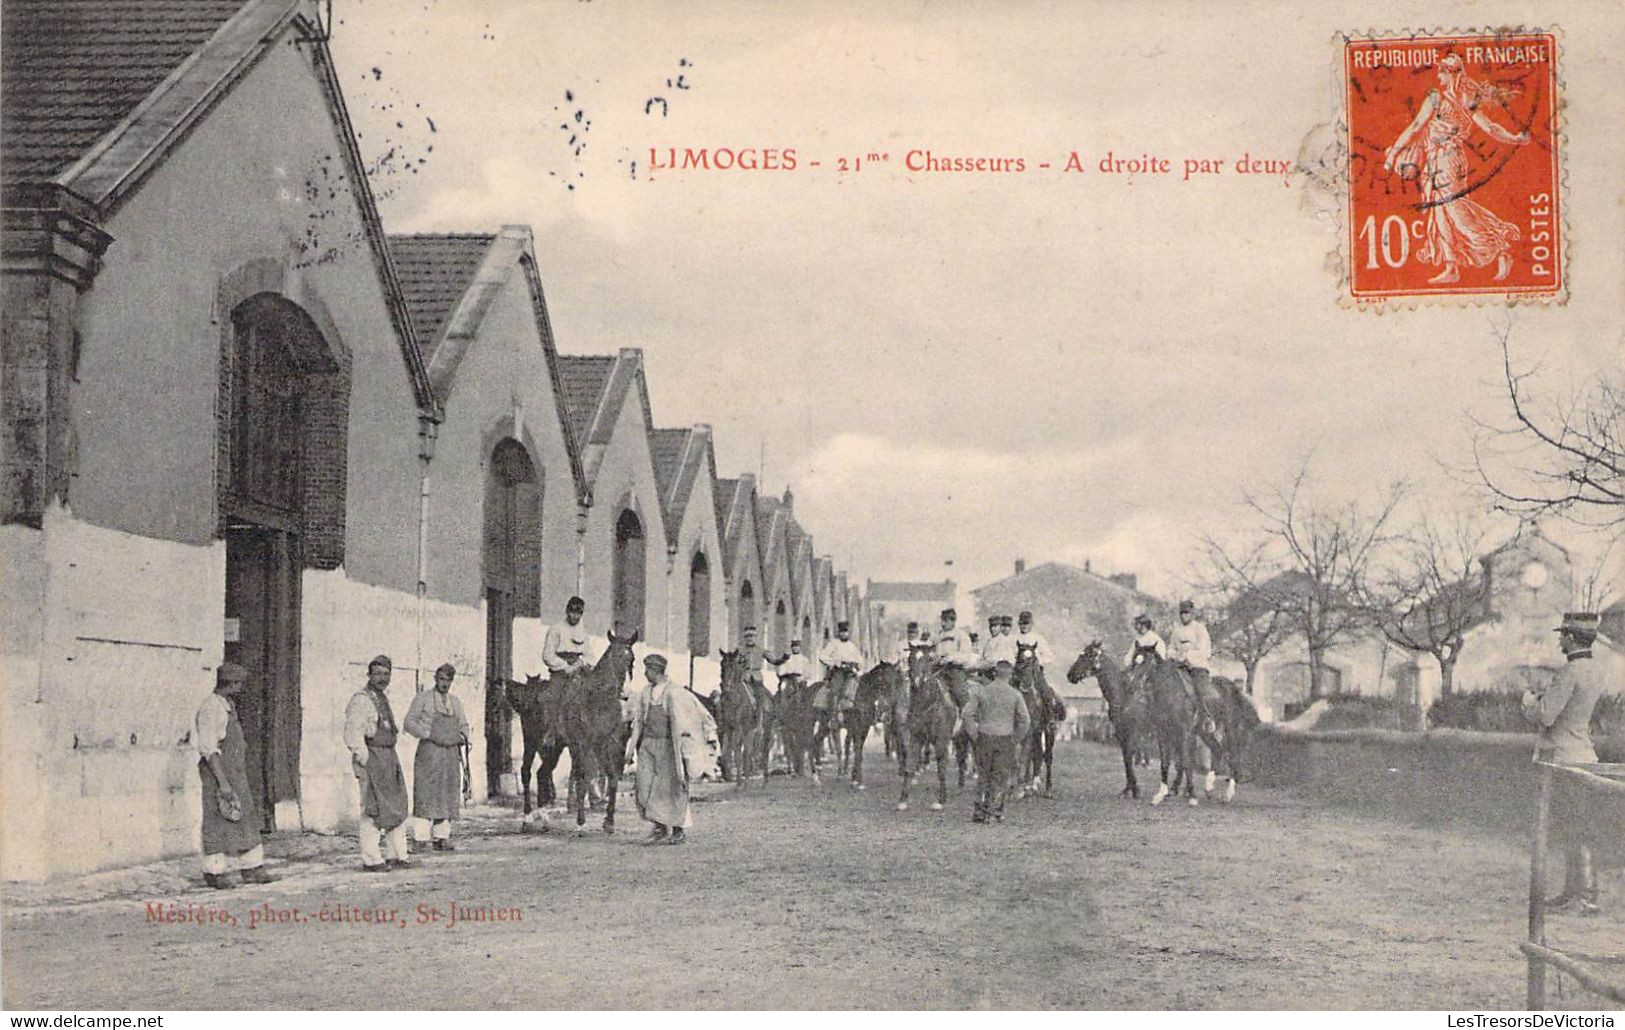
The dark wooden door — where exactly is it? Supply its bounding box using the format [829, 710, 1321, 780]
[224, 526, 302, 829]
[484, 588, 514, 794]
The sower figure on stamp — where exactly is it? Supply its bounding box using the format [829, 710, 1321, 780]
[194, 663, 275, 889]
[344, 655, 411, 872]
[1524, 612, 1608, 916]
[405, 662, 470, 852]
[962, 659, 1031, 824]
[627, 653, 718, 845]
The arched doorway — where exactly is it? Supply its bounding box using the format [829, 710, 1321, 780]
[737, 579, 755, 646]
[688, 551, 710, 656]
[802, 615, 813, 650]
[221, 293, 338, 828]
[773, 598, 788, 654]
[483, 438, 541, 794]
[612, 508, 646, 637]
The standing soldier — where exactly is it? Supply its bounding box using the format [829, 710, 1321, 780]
[194, 663, 275, 889]
[1525, 612, 1608, 915]
[404, 662, 470, 852]
[627, 653, 718, 845]
[543, 596, 593, 678]
[961, 659, 1031, 823]
[343, 655, 411, 872]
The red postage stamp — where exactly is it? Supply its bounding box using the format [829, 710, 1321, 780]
[1343, 31, 1562, 302]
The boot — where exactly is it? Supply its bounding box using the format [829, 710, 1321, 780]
[239, 865, 277, 885]
[433, 839, 456, 852]
[203, 872, 236, 890]
[667, 828, 686, 845]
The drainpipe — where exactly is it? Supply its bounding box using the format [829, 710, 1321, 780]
[415, 416, 439, 691]
[574, 502, 589, 599]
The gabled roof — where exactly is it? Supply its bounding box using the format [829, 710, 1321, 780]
[867, 580, 957, 604]
[1, 0, 438, 416]
[812, 556, 833, 621]
[555, 349, 656, 497]
[755, 495, 790, 597]
[973, 560, 1166, 608]
[1, 0, 249, 184]
[389, 234, 495, 366]
[387, 227, 587, 499]
[648, 425, 717, 547]
[714, 475, 764, 587]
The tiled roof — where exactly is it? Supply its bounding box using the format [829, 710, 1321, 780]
[2, 0, 249, 184]
[867, 580, 956, 603]
[555, 355, 615, 445]
[388, 234, 494, 364]
[649, 429, 689, 507]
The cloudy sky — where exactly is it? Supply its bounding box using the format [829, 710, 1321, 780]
[332, 0, 1623, 600]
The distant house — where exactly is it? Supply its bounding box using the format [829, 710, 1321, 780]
[970, 560, 1170, 669]
[865, 579, 959, 658]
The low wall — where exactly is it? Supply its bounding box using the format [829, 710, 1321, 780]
[1251, 726, 1625, 858]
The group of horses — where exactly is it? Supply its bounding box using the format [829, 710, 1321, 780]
[1066, 642, 1262, 806]
[501, 631, 1263, 834]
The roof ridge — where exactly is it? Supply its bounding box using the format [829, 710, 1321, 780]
[388, 231, 499, 241]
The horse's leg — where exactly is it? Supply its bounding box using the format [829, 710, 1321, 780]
[1118, 729, 1139, 799]
[850, 723, 868, 788]
[602, 746, 618, 834]
[933, 730, 949, 810]
[519, 740, 535, 815]
[1197, 724, 1234, 803]
[573, 748, 588, 829]
[955, 732, 969, 789]
[1151, 729, 1173, 806]
[897, 726, 913, 811]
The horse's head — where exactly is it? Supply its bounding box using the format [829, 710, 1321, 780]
[1066, 644, 1102, 685]
[598, 633, 638, 683]
[1015, 641, 1039, 672]
[905, 644, 934, 686]
[718, 649, 745, 691]
[1130, 642, 1162, 668]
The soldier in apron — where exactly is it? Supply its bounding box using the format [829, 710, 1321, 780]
[194, 663, 275, 889]
[343, 655, 411, 872]
[405, 662, 471, 851]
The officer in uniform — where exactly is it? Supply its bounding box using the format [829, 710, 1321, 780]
[818, 621, 864, 715]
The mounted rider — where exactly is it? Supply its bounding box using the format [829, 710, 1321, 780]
[1123, 613, 1167, 669]
[766, 635, 811, 697]
[542, 596, 594, 679]
[1168, 600, 1223, 715]
[738, 624, 769, 693]
[817, 621, 863, 717]
[980, 613, 1018, 669]
[932, 607, 979, 706]
[1014, 610, 1065, 718]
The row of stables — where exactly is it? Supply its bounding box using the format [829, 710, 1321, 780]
[0, 0, 881, 880]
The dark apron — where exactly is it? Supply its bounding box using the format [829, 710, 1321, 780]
[198, 701, 263, 856]
[362, 689, 409, 830]
[412, 705, 464, 821]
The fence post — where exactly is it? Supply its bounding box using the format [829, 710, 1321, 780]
[1526, 762, 1553, 1009]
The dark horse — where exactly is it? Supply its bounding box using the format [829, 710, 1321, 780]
[897, 645, 955, 811]
[1130, 651, 1219, 807]
[507, 673, 566, 813]
[556, 630, 639, 833]
[846, 660, 903, 790]
[1068, 642, 1155, 799]
[1013, 642, 1065, 797]
[715, 650, 762, 787]
[777, 676, 822, 782]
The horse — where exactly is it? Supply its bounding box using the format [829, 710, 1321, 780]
[1130, 651, 1222, 807]
[777, 676, 822, 783]
[714, 649, 760, 787]
[506, 673, 567, 814]
[1196, 674, 1262, 803]
[556, 630, 639, 833]
[1013, 642, 1064, 796]
[1067, 642, 1156, 800]
[812, 663, 859, 775]
[846, 661, 903, 790]
[897, 645, 955, 811]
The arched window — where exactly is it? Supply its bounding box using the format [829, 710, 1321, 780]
[738, 579, 755, 645]
[802, 615, 813, 650]
[688, 550, 710, 655]
[612, 508, 647, 637]
[483, 438, 540, 794]
[774, 599, 788, 655]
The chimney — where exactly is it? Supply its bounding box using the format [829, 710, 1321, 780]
[1014, 558, 1026, 576]
[782, 487, 794, 512]
[1108, 572, 1138, 591]
[1084, 559, 1092, 574]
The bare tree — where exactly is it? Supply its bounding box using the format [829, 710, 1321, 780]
[1213, 464, 1406, 700]
[1368, 513, 1494, 697]
[1196, 540, 1292, 696]
[1572, 536, 1620, 614]
[1472, 329, 1624, 527]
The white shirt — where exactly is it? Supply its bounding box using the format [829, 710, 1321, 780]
[195, 693, 232, 760]
[776, 653, 814, 682]
[934, 626, 976, 666]
[1124, 631, 1167, 668]
[343, 690, 387, 763]
[819, 638, 863, 670]
[981, 632, 1018, 665]
[1015, 630, 1056, 666]
[542, 620, 594, 674]
[1167, 619, 1212, 669]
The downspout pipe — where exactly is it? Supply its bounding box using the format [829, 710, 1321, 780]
[415, 416, 439, 691]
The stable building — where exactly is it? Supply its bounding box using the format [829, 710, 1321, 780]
[387, 227, 589, 792]
[714, 474, 768, 648]
[754, 490, 796, 655]
[555, 351, 672, 648]
[1, 0, 441, 879]
[648, 424, 728, 687]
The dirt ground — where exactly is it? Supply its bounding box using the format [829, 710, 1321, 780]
[3, 740, 1619, 1009]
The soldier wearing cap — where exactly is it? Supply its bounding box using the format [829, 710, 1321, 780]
[819, 620, 864, 713]
[981, 613, 1018, 668]
[1124, 614, 1167, 668]
[768, 637, 813, 695]
[739, 625, 768, 693]
[932, 608, 978, 701]
[543, 596, 594, 677]
[343, 655, 411, 872]
[404, 662, 470, 851]
[1524, 612, 1608, 915]
[961, 658, 1031, 823]
[627, 653, 718, 845]
[194, 663, 275, 889]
